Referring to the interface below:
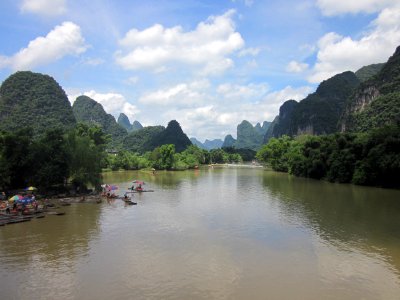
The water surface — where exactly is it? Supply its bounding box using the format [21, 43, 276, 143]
[1, 167, 400, 299]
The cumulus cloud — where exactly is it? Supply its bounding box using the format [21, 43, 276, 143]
[0, 22, 87, 71]
[20, 0, 67, 16]
[115, 10, 244, 75]
[125, 76, 139, 85]
[68, 90, 140, 122]
[308, 5, 400, 83]
[217, 82, 269, 100]
[83, 57, 105, 66]
[286, 60, 309, 73]
[316, 0, 399, 16]
[137, 81, 312, 140]
[231, 0, 254, 7]
[139, 80, 211, 106]
[238, 47, 261, 57]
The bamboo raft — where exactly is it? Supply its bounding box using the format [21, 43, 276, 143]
[0, 210, 65, 226]
[125, 190, 154, 193]
[0, 214, 33, 226]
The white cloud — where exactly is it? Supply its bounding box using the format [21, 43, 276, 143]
[67, 90, 140, 122]
[217, 82, 269, 100]
[139, 80, 210, 106]
[231, 0, 254, 7]
[316, 0, 399, 16]
[137, 81, 312, 140]
[20, 0, 67, 16]
[83, 57, 104, 66]
[125, 76, 139, 85]
[286, 60, 309, 73]
[308, 5, 400, 83]
[115, 10, 244, 75]
[0, 22, 87, 71]
[238, 47, 261, 57]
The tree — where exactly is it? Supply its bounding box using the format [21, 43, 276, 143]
[29, 128, 70, 190]
[0, 128, 34, 189]
[256, 135, 292, 172]
[65, 125, 107, 190]
[151, 144, 175, 170]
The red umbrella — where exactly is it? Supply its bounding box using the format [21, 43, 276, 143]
[132, 180, 145, 185]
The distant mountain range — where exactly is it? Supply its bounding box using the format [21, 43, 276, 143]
[72, 95, 128, 147]
[191, 120, 270, 151]
[1, 45, 398, 155]
[264, 46, 399, 142]
[117, 113, 143, 132]
[190, 138, 223, 150]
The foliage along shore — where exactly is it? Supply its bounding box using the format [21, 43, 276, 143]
[0, 123, 243, 193]
[256, 124, 400, 189]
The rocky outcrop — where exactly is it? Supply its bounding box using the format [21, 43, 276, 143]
[340, 45, 400, 132]
[222, 134, 236, 148]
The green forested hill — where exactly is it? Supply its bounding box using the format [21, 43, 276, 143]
[117, 113, 143, 132]
[0, 71, 76, 136]
[144, 120, 192, 153]
[264, 71, 360, 142]
[292, 71, 360, 134]
[72, 95, 127, 147]
[131, 120, 143, 131]
[341, 46, 400, 132]
[355, 63, 385, 82]
[123, 125, 165, 153]
[222, 134, 236, 148]
[235, 120, 264, 150]
[117, 113, 132, 132]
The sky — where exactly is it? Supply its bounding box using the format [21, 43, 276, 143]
[0, 0, 400, 141]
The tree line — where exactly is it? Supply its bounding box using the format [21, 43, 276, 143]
[0, 123, 243, 192]
[256, 124, 400, 188]
[0, 123, 106, 192]
[106, 145, 242, 171]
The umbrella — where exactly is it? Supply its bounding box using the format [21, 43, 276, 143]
[132, 180, 145, 185]
[9, 195, 23, 202]
[107, 185, 119, 191]
[17, 197, 32, 205]
[25, 186, 37, 191]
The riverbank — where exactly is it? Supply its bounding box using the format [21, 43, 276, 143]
[50, 194, 102, 204]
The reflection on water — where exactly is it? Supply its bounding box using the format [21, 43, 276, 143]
[0, 204, 101, 299]
[262, 171, 400, 269]
[1, 168, 400, 299]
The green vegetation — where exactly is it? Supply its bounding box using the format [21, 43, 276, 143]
[355, 63, 385, 82]
[117, 113, 143, 133]
[236, 120, 264, 150]
[257, 125, 400, 188]
[0, 71, 76, 136]
[123, 125, 165, 153]
[222, 134, 236, 148]
[0, 123, 107, 191]
[72, 95, 127, 148]
[342, 46, 400, 131]
[143, 120, 192, 153]
[350, 92, 400, 131]
[266, 72, 360, 141]
[222, 146, 256, 161]
[105, 144, 242, 171]
[117, 113, 133, 132]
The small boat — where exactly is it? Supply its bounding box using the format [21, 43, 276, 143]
[125, 201, 137, 205]
[47, 211, 66, 216]
[126, 189, 154, 193]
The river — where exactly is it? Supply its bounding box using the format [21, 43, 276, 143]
[1, 167, 400, 299]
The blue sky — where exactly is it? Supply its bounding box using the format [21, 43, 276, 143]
[0, 0, 399, 141]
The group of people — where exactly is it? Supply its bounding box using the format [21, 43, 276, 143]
[0, 194, 39, 215]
